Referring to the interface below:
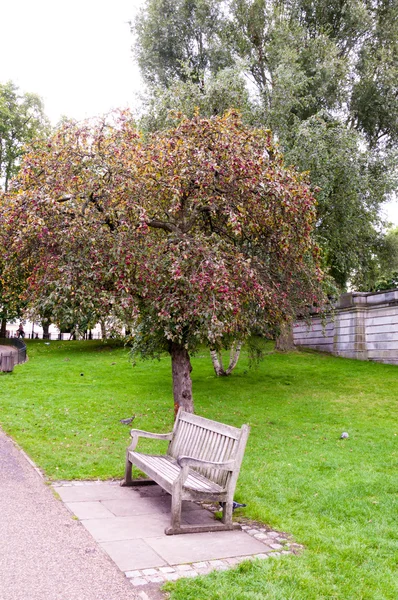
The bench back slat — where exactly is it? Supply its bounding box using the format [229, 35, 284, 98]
[168, 410, 248, 488]
[173, 411, 242, 439]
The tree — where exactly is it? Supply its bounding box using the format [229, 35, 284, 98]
[2, 175, 119, 341]
[286, 115, 391, 288]
[133, 0, 232, 88]
[133, 0, 398, 290]
[226, 0, 398, 147]
[353, 226, 398, 292]
[9, 110, 326, 412]
[0, 82, 49, 336]
[349, 0, 398, 149]
[138, 66, 265, 133]
[0, 194, 28, 336]
[0, 81, 49, 192]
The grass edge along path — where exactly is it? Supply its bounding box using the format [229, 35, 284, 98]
[0, 340, 397, 599]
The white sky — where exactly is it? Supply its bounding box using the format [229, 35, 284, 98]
[1, 0, 144, 124]
[1, 0, 397, 225]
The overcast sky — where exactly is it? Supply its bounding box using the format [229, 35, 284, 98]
[1, 0, 397, 224]
[1, 0, 143, 124]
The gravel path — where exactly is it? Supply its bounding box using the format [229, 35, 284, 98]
[0, 429, 139, 600]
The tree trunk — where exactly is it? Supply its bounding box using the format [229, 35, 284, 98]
[170, 342, 194, 417]
[42, 323, 50, 339]
[225, 343, 242, 375]
[210, 349, 225, 376]
[0, 318, 6, 338]
[275, 321, 295, 352]
[100, 320, 107, 340]
[210, 343, 242, 376]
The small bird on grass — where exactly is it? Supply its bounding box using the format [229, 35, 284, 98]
[120, 415, 135, 425]
[219, 500, 247, 511]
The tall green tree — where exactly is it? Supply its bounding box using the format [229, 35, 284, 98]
[133, 0, 232, 88]
[354, 226, 398, 292]
[226, 0, 398, 148]
[286, 115, 391, 288]
[138, 66, 265, 133]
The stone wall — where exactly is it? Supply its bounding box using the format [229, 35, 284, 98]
[293, 290, 398, 365]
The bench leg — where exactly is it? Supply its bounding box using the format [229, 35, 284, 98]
[221, 498, 233, 526]
[120, 454, 133, 486]
[165, 487, 182, 535]
[165, 493, 241, 535]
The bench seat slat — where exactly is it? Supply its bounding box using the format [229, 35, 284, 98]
[128, 452, 224, 494]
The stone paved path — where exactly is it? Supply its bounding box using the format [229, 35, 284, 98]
[54, 481, 300, 592]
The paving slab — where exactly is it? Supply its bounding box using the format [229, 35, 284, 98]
[102, 496, 165, 517]
[182, 507, 216, 525]
[100, 539, 167, 571]
[82, 513, 172, 542]
[54, 482, 133, 502]
[145, 529, 267, 565]
[137, 485, 168, 498]
[66, 501, 115, 520]
[101, 495, 202, 517]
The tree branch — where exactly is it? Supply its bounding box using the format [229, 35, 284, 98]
[147, 219, 179, 234]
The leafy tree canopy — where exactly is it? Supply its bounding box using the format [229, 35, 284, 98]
[138, 66, 265, 133]
[134, 0, 232, 87]
[286, 115, 394, 288]
[6, 110, 326, 411]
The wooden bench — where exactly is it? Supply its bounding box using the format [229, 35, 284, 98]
[121, 408, 250, 535]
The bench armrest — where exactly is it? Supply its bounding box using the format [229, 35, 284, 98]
[177, 456, 235, 471]
[128, 429, 173, 452]
[129, 429, 174, 441]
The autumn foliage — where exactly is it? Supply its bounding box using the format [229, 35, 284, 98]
[5, 110, 325, 412]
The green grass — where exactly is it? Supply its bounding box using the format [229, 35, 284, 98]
[1, 339, 397, 599]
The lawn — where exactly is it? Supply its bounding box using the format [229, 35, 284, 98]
[1, 339, 397, 599]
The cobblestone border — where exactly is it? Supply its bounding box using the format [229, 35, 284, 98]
[54, 480, 303, 589]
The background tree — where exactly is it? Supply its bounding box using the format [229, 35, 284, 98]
[0, 81, 49, 192]
[138, 66, 265, 133]
[133, 0, 232, 88]
[353, 226, 398, 292]
[0, 82, 49, 336]
[9, 110, 326, 412]
[379, 227, 398, 276]
[0, 193, 29, 336]
[286, 115, 391, 288]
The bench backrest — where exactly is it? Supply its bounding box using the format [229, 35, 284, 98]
[167, 410, 249, 488]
